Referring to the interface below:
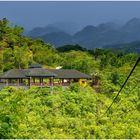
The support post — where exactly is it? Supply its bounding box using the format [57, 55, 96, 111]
[29, 77, 31, 87]
[51, 77, 54, 94]
[39, 78, 41, 83]
[49, 78, 51, 86]
[62, 79, 64, 86]
[6, 79, 8, 86]
[17, 79, 20, 86]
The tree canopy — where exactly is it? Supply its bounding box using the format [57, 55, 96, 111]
[0, 18, 140, 138]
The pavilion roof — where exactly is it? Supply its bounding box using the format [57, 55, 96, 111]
[0, 69, 27, 79]
[49, 69, 92, 79]
[26, 68, 56, 77]
[0, 68, 56, 79]
[0, 68, 91, 79]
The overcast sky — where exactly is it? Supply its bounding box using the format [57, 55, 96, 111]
[0, 1, 140, 30]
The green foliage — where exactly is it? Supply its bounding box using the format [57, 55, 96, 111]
[109, 72, 120, 85]
[60, 50, 99, 73]
[13, 46, 33, 68]
[0, 86, 140, 139]
[57, 44, 87, 52]
[0, 18, 140, 138]
[69, 82, 81, 92]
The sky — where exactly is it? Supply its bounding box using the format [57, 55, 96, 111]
[1, 1, 140, 31]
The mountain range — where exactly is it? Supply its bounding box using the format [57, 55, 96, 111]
[26, 18, 140, 49]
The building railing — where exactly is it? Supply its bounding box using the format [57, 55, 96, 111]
[0, 82, 71, 87]
[5, 83, 27, 86]
[31, 82, 70, 87]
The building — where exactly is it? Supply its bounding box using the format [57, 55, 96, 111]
[0, 64, 92, 88]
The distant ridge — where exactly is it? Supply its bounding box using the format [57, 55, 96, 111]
[27, 18, 140, 49]
[27, 25, 62, 37]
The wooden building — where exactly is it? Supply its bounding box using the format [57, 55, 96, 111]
[0, 65, 91, 88]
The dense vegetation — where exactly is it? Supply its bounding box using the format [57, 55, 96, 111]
[0, 18, 140, 138]
[0, 85, 140, 139]
[103, 40, 140, 54]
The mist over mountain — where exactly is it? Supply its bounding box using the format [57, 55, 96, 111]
[48, 22, 83, 35]
[40, 32, 73, 46]
[121, 17, 140, 32]
[27, 25, 62, 37]
[27, 22, 83, 37]
[27, 18, 140, 49]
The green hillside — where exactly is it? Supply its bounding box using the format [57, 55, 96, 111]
[0, 18, 140, 138]
[0, 84, 140, 139]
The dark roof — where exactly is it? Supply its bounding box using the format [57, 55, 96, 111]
[0, 68, 56, 78]
[0, 68, 91, 79]
[26, 68, 56, 77]
[0, 69, 27, 79]
[49, 69, 92, 79]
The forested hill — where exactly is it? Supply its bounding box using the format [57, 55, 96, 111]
[0, 18, 140, 73]
[103, 40, 140, 53]
[0, 18, 140, 138]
